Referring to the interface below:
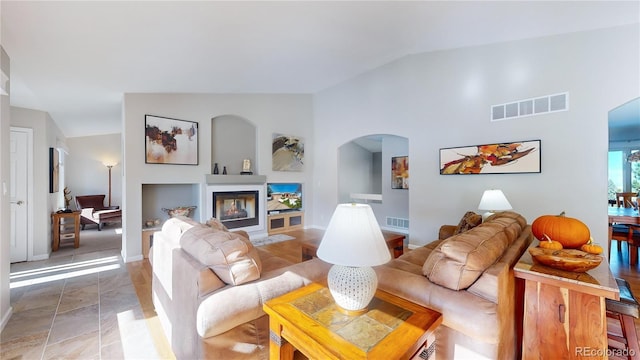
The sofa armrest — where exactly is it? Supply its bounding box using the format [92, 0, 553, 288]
[197, 271, 308, 338]
[439, 225, 457, 240]
[196, 258, 330, 338]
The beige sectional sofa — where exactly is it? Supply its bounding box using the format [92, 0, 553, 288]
[151, 211, 532, 359]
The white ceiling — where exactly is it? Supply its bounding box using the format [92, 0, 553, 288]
[2, 1, 638, 138]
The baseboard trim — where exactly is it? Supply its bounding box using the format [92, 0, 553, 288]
[31, 254, 50, 261]
[0, 306, 13, 333]
[407, 244, 421, 250]
[123, 252, 143, 263]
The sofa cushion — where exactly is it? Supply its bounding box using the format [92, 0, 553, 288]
[180, 225, 262, 285]
[454, 211, 482, 235]
[205, 217, 229, 232]
[422, 211, 526, 290]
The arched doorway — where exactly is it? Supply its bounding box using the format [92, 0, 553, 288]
[338, 134, 409, 233]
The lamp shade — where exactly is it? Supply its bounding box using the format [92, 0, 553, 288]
[478, 189, 512, 211]
[317, 203, 391, 267]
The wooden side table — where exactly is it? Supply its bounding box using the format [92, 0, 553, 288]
[300, 231, 405, 261]
[514, 244, 620, 359]
[263, 282, 442, 360]
[51, 211, 81, 251]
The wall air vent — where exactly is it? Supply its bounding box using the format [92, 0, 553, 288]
[386, 217, 409, 230]
[491, 92, 568, 122]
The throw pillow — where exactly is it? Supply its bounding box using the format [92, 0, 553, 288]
[454, 211, 482, 235]
[205, 217, 229, 232]
[180, 225, 262, 285]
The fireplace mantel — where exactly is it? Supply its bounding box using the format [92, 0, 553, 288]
[205, 174, 266, 185]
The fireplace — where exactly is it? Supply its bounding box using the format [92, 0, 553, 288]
[206, 183, 266, 235]
[213, 191, 258, 229]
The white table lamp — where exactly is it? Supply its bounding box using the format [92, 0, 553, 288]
[317, 203, 391, 315]
[478, 189, 512, 221]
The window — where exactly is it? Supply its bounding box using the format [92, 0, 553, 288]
[608, 149, 640, 199]
[632, 151, 640, 193]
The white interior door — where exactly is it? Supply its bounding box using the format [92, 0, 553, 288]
[10, 129, 29, 263]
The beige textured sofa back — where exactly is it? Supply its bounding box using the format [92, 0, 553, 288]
[375, 211, 533, 360]
[423, 212, 526, 290]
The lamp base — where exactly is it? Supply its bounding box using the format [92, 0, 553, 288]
[327, 264, 378, 315]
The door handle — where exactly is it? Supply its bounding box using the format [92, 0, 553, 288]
[11, 200, 24, 205]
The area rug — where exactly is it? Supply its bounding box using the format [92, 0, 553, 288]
[252, 234, 296, 247]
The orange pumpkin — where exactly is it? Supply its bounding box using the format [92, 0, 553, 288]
[531, 211, 590, 249]
[581, 237, 603, 255]
[538, 234, 563, 250]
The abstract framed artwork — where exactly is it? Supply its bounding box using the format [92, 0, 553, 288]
[272, 133, 304, 171]
[440, 140, 540, 175]
[145, 114, 198, 165]
[49, 147, 59, 193]
[391, 156, 409, 189]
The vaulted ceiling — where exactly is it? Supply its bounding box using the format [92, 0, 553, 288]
[2, 1, 638, 137]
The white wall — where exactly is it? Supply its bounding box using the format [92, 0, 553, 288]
[122, 93, 313, 262]
[313, 25, 640, 251]
[66, 133, 122, 209]
[338, 141, 373, 202]
[10, 107, 66, 259]
[0, 45, 11, 332]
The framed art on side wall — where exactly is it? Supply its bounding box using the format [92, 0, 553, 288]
[145, 114, 199, 165]
[391, 156, 409, 189]
[49, 147, 59, 193]
[440, 140, 540, 175]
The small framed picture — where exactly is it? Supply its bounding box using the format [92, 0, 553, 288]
[391, 156, 409, 189]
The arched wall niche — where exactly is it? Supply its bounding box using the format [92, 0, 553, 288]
[211, 115, 257, 175]
[338, 134, 409, 233]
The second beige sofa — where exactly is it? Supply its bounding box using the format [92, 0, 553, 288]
[151, 211, 532, 359]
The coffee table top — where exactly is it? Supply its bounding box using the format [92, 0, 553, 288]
[264, 282, 442, 359]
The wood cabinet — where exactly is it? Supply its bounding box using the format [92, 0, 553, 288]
[514, 245, 619, 359]
[142, 227, 161, 259]
[267, 211, 304, 234]
[51, 211, 80, 251]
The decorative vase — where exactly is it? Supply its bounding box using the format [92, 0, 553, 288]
[222, 166, 227, 175]
[213, 163, 219, 174]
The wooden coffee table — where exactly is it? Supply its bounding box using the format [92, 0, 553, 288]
[300, 231, 405, 261]
[263, 282, 442, 360]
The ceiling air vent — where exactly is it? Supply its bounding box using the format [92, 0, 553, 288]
[491, 92, 568, 122]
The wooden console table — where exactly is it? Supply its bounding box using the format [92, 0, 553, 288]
[514, 244, 619, 359]
[51, 211, 81, 251]
[264, 282, 442, 360]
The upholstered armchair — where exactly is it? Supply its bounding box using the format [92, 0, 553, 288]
[75, 195, 122, 230]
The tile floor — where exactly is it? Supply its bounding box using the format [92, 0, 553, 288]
[0, 226, 161, 360]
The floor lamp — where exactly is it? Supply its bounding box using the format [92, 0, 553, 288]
[106, 164, 113, 207]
